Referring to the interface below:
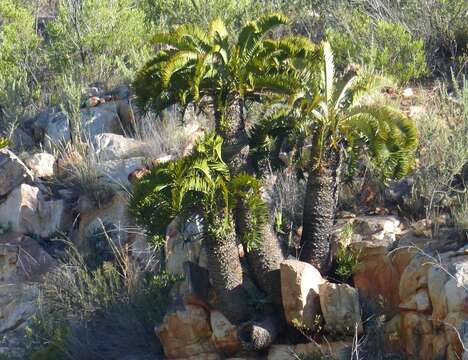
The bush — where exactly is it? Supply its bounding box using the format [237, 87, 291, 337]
[326, 12, 427, 83]
[16, 241, 180, 360]
[0, 0, 45, 131]
[45, 0, 151, 85]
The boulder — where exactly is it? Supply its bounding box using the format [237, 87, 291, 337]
[24, 152, 56, 178]
[210, 310, 241, 355]
[444, 312, 468, 360]
[352, 215, 401, 244]
[445, 261, 468, 314]
[0, 149, 33, 196]
[93, 133, 145, 161]
[428, 265, 450, 325]
[99, 157, 145, 187]
[399, 289, 432, 312]
[155, 304, 217, 359]
[0, 184, 64, 238]
[399, 255, 432, 301]
[166, 215, 206, 275]
[42, 112, 71, 150]
[0, 232, 56, 333]
[80, 102, 123, 138]
[400, 311, 432, 358]
[280, 259, 325, 328]
[319, 282, 363, 336]
[268, 341, 352, 360]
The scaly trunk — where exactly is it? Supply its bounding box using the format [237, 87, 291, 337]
[238, 315, 281, 351]
[205, 212, 250, 324]
[215, 95, 250, 174]
[235, 198, 284, 304]
[300, 149, 340, 273]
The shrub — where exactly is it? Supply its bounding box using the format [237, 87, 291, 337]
[326, 12, 427, 83]
[18, 241, 180, 360]
[0, 0, 45, 131]
[45, 0, 151, 85]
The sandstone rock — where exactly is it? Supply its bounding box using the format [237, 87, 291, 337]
[383, 315, 404, 354]
[80, 102, 123, 138]
[280, 259, 325, 328]
[0, 232, 56, 333]
[352, 215, 401, 244]
[166, 215, 205, 275]
[428, 265, 450, 325]
[399, 255, 432, 301]
[319, 282, 363, 336]
[399, 288, 431, 312]
[155, 304, 216, 359]
[400, 311, 432, 358]
[210, 310, 241, 355]
[24, 152, 56, 178]
[0, 184, 64, 238]
[93, 133, 145, 161]
[42, 112, 71, 150]
[445, 262, 468, 313]
[99, 157, 145, 187]
[0, 149, 33, 196]
[444, 312, 468, 359]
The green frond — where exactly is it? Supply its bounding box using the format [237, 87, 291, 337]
[0, 138, 9, 149]
[323, 42, 335, 106]
[209, 18, 228, 42]
[161, 51, 198, 86]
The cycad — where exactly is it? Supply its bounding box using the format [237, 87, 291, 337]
[0, 138, 9, 149]
[133, 13, 318, 171]
[252, 43, 418, 272]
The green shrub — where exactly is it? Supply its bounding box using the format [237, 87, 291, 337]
[45, 0, 151, 85]
[326, 12, 427, 83]
[0, 0, 45, 129]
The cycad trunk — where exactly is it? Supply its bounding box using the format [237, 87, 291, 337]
[300, 149, 340, 273]
[235, 199, 284, 304]
[205, 213, 250, 324]
[216, 95, 250, 174]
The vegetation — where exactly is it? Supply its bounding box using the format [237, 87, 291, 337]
[252, 43, 417, 271]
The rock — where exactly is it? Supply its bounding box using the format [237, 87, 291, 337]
[42, 112, 71, 150]
[11, 128, 34, 149]
[400, 312, 432, 358]
[80, 102, 123, 138]
[210, 310, 241, 355]
[0, 149, 33, 196]
[166, 215, 206, 275]
[402, 88, 414, 99]
[443, 312, 468, 359]
[0, 232, 56, 333]
[428, 265, 450, 325]
[399, 289, 431, 312]
[445, 261, 468, 313]
[93, 133, 145, 161]
[99, 157, 145, 187]
[352, 215, 401, 244]
[155, 304, 217, 359]
[399, 255, 432, 301]
[74, 193, 130, 251]
[24, 152, 56, 178]
[319, 282, 363, 336]
[0, 184, 64, 238]
[280, 259, 325, 328]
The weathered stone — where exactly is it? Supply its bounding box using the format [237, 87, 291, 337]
[445, 262, 468, 314]
[0, 232, 56, 333]
[400, 311, 432, 358]
[399, 289, 431, 312]
[93, 133, 145, 161]
[24, 152, 56, 178]
[210, 310, 241, 355]
[0, 184, 64, 238]
[428, 265, 450, 325]
[268, 341, 352, 360]
[444, 312, 468, 360]
[0, 149, 33, 196]
[166, 215, 205, 275]
[80, 102, 123, 138]
[99, 157, 145, 187]
[280, 259, 325, 328]
[319, 282, 363, 336]
[42, 112, 71, 150]
[399, 255, 432, 301]
[155, 304, 216, 359]
[352, 215, 401, 244]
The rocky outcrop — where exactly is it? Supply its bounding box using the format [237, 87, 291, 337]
[280, 259, 325, 329]
[93, 133, 146, 161]
[0, 149, 33, 196]
[24, 152, 56, 178]
[319, 282, 363, 336]
[0, 232, 56, 333]
[0, 184, 64, 238]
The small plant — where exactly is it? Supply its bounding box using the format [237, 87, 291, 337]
[0, 138, 9, 149]
[334, 223, 361, 282]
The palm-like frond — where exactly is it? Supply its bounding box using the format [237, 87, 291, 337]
[0, 138, 9, 149]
